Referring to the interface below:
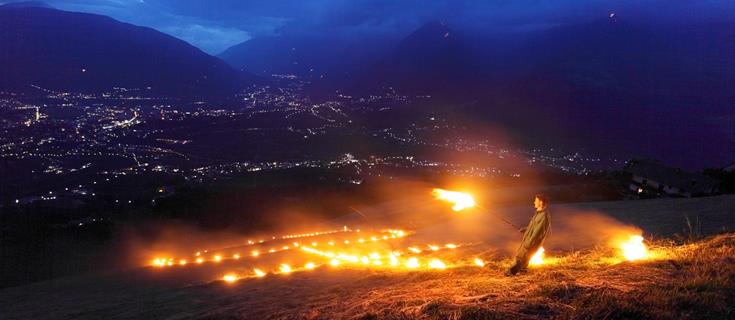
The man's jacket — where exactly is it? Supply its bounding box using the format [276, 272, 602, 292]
[516, 208, 550, 262]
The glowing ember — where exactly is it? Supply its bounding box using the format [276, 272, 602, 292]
[428, 259, 446, 269]
[529, 247, 545, 265]
[329, 259, 341, 266]
[213, 255, 222, 262]
[279, 264, 292, 274]
[428, 245, 440, 251]
[474, 258, 485, 267]
[406, 257, 420, 268]
[251, 250, 259, 257]
[432, 188, 476, 211]
[305, 262, 316, 270]
[152, 258, 165, 267]
[445, 244, 457, 249]
[389, 254, 399, 266]
[196, 258, 204, 264]
[408, 247, 422, 253]
[233, 254, 240, 259]
[179, 259, 187, 266]
[621, 235, 648, 261]
[222, 274, 238, 283]
[253, 268, 266, 277]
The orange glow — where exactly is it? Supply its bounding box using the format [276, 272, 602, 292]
[432, 188, 476, 211]
[474, 258, 485, 267]
[213, 255, 222, 262]
[620, 235, 648, 261]
[222, 274, 238, 283]
[152, 258, 165, 267]
[233, 254, 240, 259]
[196, 257, 204, 264]
[428, 259, 446, 269]
[406, 257, 420, 268]
[253, 268, 266, 277]
[305, 262, 316, 270]
[279, 264, 292, 274]
[251, 250, 260, 257]
[529, 247, 545, 265]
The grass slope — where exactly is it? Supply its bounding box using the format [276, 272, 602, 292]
[1, 233, 734, 319]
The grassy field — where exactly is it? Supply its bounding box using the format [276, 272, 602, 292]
[1, 196, 734, 319]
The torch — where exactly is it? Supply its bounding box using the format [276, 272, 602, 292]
[432, 188, 523, 232]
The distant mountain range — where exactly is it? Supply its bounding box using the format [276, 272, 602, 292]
[0, 3, 260, 96]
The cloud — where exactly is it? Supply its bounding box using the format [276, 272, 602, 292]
[161, 24, 250, 54]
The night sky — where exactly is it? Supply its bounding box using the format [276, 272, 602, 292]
[3, 0, 732, 54]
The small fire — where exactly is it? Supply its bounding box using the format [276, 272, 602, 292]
[253, 268, 266, 277]
[620, 235, 648, 261]
[222, 274, 238, 283]
[529, 247, 545, 265]
[279, 264, 292, 274]
[474, 258, 485, 267]
[428, 259, 446, 269]
[406, 257, 420, 268]
[432, 188, 476, 211]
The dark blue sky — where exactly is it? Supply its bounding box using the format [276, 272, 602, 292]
[4, 1, 733, 54]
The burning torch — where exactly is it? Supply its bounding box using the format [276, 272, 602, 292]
[432, 188, 523, 232]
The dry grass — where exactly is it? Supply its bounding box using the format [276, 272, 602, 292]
[5, 233, 733, 320]
[291, 234, 735, 320]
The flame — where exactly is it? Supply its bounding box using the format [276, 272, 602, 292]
[432, 188, 476, 211]
[222, 274, 238, 283]
[428, 259, 446, 269]
[620, 235, 648, 261]
[253, 268, 266, 277]
[279, 264, 292, 274]
[474, 258, 485, 267]
[406, 257, 420, 268]
[145, 226, 659, 283]
[407, 247, 422, 253]
[529, 247, 545, 265]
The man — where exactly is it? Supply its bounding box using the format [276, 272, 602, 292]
[507, 194, 551, 275]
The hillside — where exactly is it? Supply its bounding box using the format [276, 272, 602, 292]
[1, 196, 734, 319]
[0, 5, 259, 96]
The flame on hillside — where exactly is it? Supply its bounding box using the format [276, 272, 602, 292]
[432, 188, 476, 211]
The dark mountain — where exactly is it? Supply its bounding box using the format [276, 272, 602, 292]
[0, 5, 260, 96]
[218, 34, 395, 81]
[353, 21, 489, 95]
[348, 18, 733, 168]
[489, 17, 735, 168]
